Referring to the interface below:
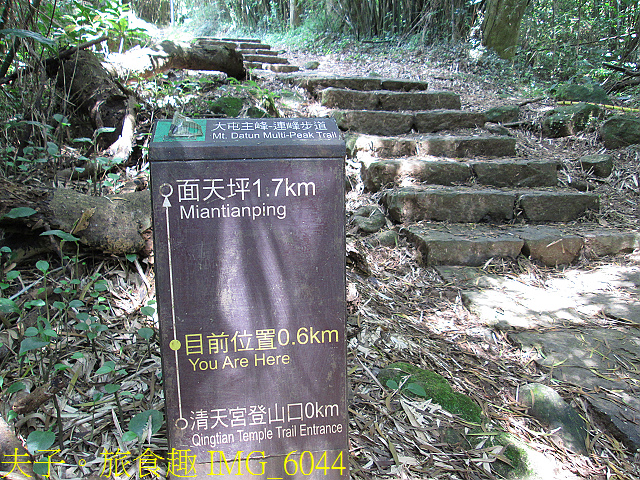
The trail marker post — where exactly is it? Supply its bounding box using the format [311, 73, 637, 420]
[149, 117, 348, 479]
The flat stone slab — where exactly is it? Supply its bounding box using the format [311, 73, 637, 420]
[382, 187, 516, 223]
[417, 135, 516, 158]
[246, 62, 299, 73]
[381, 187, 601, 224]
[198, 39, 271, 50]
[333, 110, 486, 135]
[361, 158, 560, 192]
[321, 88, 461, 111]
[284, 75, 430, 94]
[402, 224, 524, 266]
[413, 110, 486, 132]
[453, 263, 640, 331]
[237, 42, 271, 50]
[239, 49, 278, 56]
[415, 227, 639, 268]
[361, 158, 472, 191]
[267, 64, 299, 73]
[243, 54, 289, 64]
[470, 159, 559, 187]
[519, 191, 599, 222]
[348, 134, 516, 159]
[582, 228, 640, 256]
[347, 134, 417, 158]
[334, 110, 414, 135]
[421, 231, 640, 448]
[510, 327, 640, 451]
[200, 37, 262, 43]
[515, 226, 583, 266]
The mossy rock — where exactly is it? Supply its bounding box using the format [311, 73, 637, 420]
[351, 205, 386, 233]
[579, 154, 613, 177]
[485, 105, 519, 123]
[377, 362, 482, 423]
[246, 106, 270, 118]
[462, 431, 534, 479]
[542, 102, 600, 138]
[209, 96, 245, 117]
[344, 135, 359, 158]
[366, 229, 399, 247]
[492, 434, 532, 479]
[519, 383, 587, 454]
[551, 81, 610, 104]
[600, 115, 640, 149]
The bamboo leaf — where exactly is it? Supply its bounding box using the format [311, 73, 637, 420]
[0, 29, 55, 46]
[3, 207, 37, 219]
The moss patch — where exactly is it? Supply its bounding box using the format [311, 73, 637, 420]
[377, 362, 482, 423]
[492, 433, 534, 479]
[208, 96, 245, 117]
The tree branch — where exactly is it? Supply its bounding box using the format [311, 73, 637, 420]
[0, 34, 108, 85]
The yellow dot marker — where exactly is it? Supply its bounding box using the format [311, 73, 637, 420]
[170, 339, 181, 351]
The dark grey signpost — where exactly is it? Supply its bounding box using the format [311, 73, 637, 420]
[149, 118, 347, 479]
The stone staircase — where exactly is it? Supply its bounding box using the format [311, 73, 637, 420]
[286, 74, 640, 267]
[196, 37, 299, 73]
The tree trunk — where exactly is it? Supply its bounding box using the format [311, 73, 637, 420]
[481, 0, 531, 59]
[0, 177, 153, 256]
[55, 39, 246, 160]
[112, 39, 247, 80]
[289, 0, 301, 28]
[57, 49, 131, 151]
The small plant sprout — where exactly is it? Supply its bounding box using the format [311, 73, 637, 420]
[104, 383, 124, 424]
[73, 126, 118, 195]
[138, 302, 156, 357]
[123, 409, 164, 443]
[35, 260, 50, 317]
[138, 326, 154, 358]
[40, 230, 81, 276]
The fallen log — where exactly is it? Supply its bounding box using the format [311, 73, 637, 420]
[57, 49, 133, 154]
[105, 39, 247, 80]
[0, 178, 152, 256]
[57, 40, 245, 160]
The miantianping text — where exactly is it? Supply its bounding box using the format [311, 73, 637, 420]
[180, 203, 286, 221]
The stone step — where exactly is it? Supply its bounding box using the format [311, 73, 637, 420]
[380, 186, 599, 223]
[362, 158, 559, 191]
[321, 88, 461, 111]
[196, 39, 236, 49]
[401, 224, 640, 266]
[238, 42, 271, 50]
[212, 37, 262, 43]
[239, 49, 279, 56]
[283, 75, 430, 94]
[245, 63, 299, 73]
[333, 110, 486, 135]
[244, 62, 300, 72]
[197, 38, 271, 50]
[362, 158, 472, 191]
[349, 134, 517, 158]
[243, 54, 289, 64]
[267, 64, 299, 73]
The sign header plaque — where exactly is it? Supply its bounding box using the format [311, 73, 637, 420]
[149, 118, 347, 479]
